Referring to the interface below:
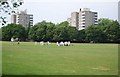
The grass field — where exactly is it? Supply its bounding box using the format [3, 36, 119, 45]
[2, 41, 118, 75]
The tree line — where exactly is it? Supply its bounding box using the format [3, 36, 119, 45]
[1, 18, 120, 43]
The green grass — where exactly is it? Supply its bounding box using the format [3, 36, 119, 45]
[0, 41, 2, 75]
[2, 41, 118, 75]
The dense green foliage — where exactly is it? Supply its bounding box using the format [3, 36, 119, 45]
[28, 18, 120, 43]
[2, 41, 118, 75]
[28, 21, 78, 42]
[29, 21, 55, 41]
[2, 24, 26, 41]
[84, 19, 120, 43]
[1, 18, 120, 43]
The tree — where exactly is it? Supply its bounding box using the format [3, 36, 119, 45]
[103, 20, 120, 42]
[118, 24, 120, 43]
[52, 21, 73, 41]
[45, 22, 55, 41]
[28, 19, 120, 43]
[97, 19, 120, 43]
[67, 26, 78, 42]
[0, 0, 24, 25]
[2, 23, 26, 41]
[58, 21, 69, 27]
[29, 21, 55, 41]
[53, 25, 69, 41]
[98, 18, 113, 27]
[85, 25, 106, 43]
[85, 18, 120, 43]
[77, 29, 86, 42]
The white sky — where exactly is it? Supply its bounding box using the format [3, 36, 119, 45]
[24, 0, 118, 2]
[1, 0, 120, 27]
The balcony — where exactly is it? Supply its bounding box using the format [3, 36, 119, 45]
[94, 18, 97, 20]
[82, 26, 85, 27]
[94, 20, 98, 22]
[82, 14, 85, 17]
[78, 27, 85, 30]
[94, 12, 97, 15]
[82, 12, 85, 14]
[81, 20, 85, 22]
[81, 22, 85, 24]
[82, 18, 85, 21]
[94, 15, 97, 18]
[94, 23, 98, 25]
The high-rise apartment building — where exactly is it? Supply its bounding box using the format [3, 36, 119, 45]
[118, 1, 120, 24]
[11, 10, 33, 28]
[67, 8, 98, 30]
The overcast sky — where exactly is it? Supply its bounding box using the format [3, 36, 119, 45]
[1, 0, 120, 27]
